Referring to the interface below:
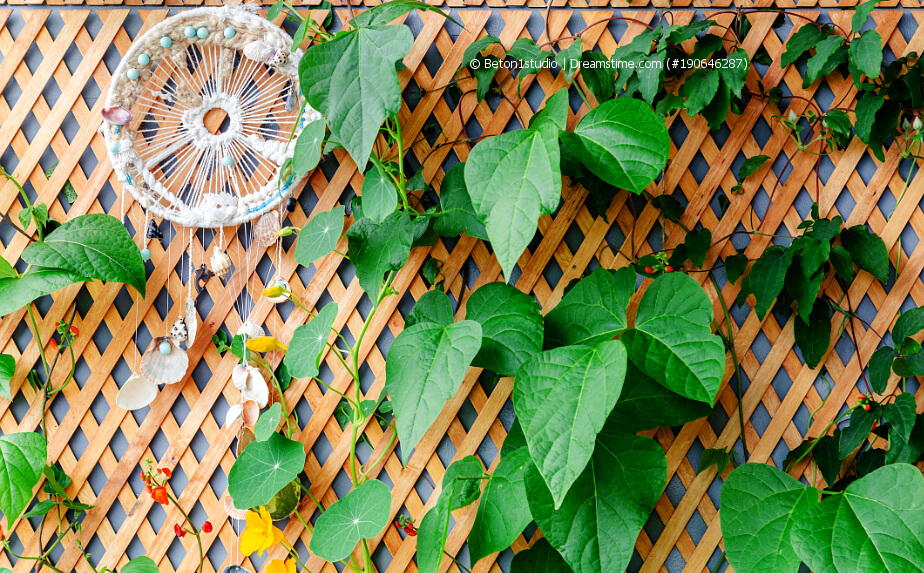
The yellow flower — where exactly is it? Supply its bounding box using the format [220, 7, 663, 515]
[246, 336, 288, 353]
[240, 507, 285, 557]
[262, 285, 286, 298]
[266, 558, 296, 573]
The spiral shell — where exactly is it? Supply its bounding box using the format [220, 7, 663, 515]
[115, 373, 158, 411]
[171, 318, 188, 342]
[210, 246, 232, 279]
[140, 336, 188, 385]
[254, 212, 280, 248]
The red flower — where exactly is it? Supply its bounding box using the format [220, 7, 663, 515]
[202, 521, 213, 533]
[48, 339, 58, 352]
[665, 265, 674, 273]
[151, 486, 168, 505]
[404, 526, 417, 537]
[174, 524, 185, 538]
[69, 325, 79, 336]
[863, 403, 872, 411]
[644, 266, 654, 274]
[161, 468, 172, 478]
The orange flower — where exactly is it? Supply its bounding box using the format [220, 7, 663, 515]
[161, 467, 172, 478]
[151, 486, 168, 505]
[267, 558, 296, 573]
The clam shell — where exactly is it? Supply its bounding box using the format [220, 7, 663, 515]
[140, 337, 188, 385]
[225, 403, 244, 429]
[241, 372, 269, 408]
[115, 373, 158, 410]
[242, 400, 260, 428]
[236, 321, 265, 340]
[254, 212, 280, 248]
[184, 296, 198, 346]
[223, 494, 249, 521]
[102, 105, 133, 125]
[243, 40, 274, 63]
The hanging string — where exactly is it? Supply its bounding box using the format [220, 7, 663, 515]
[133, 203, 143, 373]
[165, 221, 172, 337]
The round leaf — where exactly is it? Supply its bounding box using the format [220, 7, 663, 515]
[309, 480, 392, 562]
[227, 433, 306, 509]
[294, 206, 345, 267]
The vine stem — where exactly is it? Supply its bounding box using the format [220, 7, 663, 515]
[709, 274, 750, 461]
[165, 491, 204, 573]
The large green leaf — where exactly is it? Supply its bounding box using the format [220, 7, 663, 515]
[543, 267, 634, 348]
[0, 432, 47, 523]
[465, 282, 543, 377]
[121, 557, 159, 573]
[361, 164, 398, 223]
[385, 320, 482, 463]
[349, 0, 459, 28]
[892, 307, 924, 344]
[721, 463, 820, 573]
[346, 211, 414, 297]
[464, 124, 560, 278]
[295, 206, 345, 266]
[848, 30, 883, 78]
[621, 273, 725, 403]
[0, 354, 14, 401]
[310, 480, 392, 561]
[510, 538, 572, 573]
[792, 464, 924, 573]
[604, 361, 713, 433]
[469, 447, 533, 563]
[299, 25, 413, 165]
[513, 340, 627, 507]
[434, 163, 488, 240]
[525, 431, 666, 573]
[559, 98, 669, 193]
[227, 433, 306, 509]
[284, 302, 339, 379]
[840, 224, 889, 282]
[21, 213, 145, 296]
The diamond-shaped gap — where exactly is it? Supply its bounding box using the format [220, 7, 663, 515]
[456, 397, 478, 432]
[311, 429, 332, 466]
[750, 401, 771, 437]
[665, 547, 686, 571]
[169, 463, 189, 499]
[166, 536, 188, 570]
[476, 433, 497, 468]
[542, 256, 563, 290]
[464, 112, 484, 140]
[832, 329, 857, 365]
[209, 465, 227, 502]
[83, 533, 106, 569]
[82, 75, 101, 108]
[331, 466, 355, 500]
[707, 398, 731, 438]
[900, 223, 919, 257]
[20, 110, 39, 143]
[357, 362, 375, 394]
[793, 187, 813, 220]
[413, 468, 436, 505]
[189, 428, 209, 463]
[110, 427, 129, 459]
[72, 354, 92, 390]
[191, 359, 212, 393]
[89, 392, 109, 425]
[23, 42, 43, 74]
[42, 73, 62, 108]
[855, 150, 877, 186]
[688, 149, 709, 185]
[150, 427, 169, 461]
[207, 538, 228, 572]
[87, 461, 108, 496]
[106, 498, 127, 532]
[12, 319, 32, 354]
[642, 503, 665, 543]
[793, 402, 811, 437]
[711, 120, 732, 148]
[0, 75, 21, 114]
[645, 220, 664, 252]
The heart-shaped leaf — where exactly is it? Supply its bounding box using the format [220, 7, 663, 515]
[253, 403, 283, 442]
[543, 267, 634, 348]
[361, 164, 398, 223]
[294, 206, 345, 267]
[299, 26, 413, 166]
[469, 447, 534, 563]
[284, 302, 339, 379]
[385, 320, 482, 463]
[465, 282, 543, 377]
[294, 119, 326, 176]
[514, 340, 627, 507]
[792, 464, 924, 572]
[406, 290, 454, 328]
[621, 272, 725, 403]
[310, 480, 392, 561]
[0, 432, 47, 522]
[346, 212, 414, 298]
[559, 97, 669, 193]
[227, 433, 306, 510]
[22, 213, 145, 296]
[721, 463, 820, 573]
[604, 361, 713, 433]
[525, 430, 666, 573]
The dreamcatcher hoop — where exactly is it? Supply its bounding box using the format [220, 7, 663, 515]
[103, 6, 321, 228]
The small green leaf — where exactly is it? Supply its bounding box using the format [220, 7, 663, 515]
[361, 164, 398, 223]
[854, 93, 884, 143]
[852, 0, 878, 33]
[471, 55, 499, 101]
[267, 0, 285, 20]
[310, 480, 392, 561]
[295, 206, 345, 266]
[469, 447, 533, 564]
[725, 253, 749, 285]
[42, 464, 71, 498]
[346, 211, 414, 297]
[721, 463, 820, 573]
[869, 345, 896, 394]
[284, 302, 339, 379]
[121, 556, 160, 573]
[739, 245, 794, 319]
[681, 69, 719, 116]
[893, 307, 924, 344]
[781, 25, 826, 67]
[838, 404, 878, 458]
[406, 290, 454, 328]
[385, 320, 482, 463]
[254, 403, 283, 442]
[514, 340, 627, 507]
[697, 448, 731, 475]
[441, 456, 483, 511]
[829, 245, 854, 281]
[840, 224, 889, 282]
[294, 119, 325, 176]
[684, 228, 712, 267]
[227, 433, 306, 510]
[462, 36, 502, 68]
[813, 433, 843, 486]
[580, 51, 615, 103]
[22, 498, 57, 518]
[434, 163, 488, 241]
[554, 39, 582, 83]
[22, 213, 146, 296]
[848, 30, 883, 78]
[719, 51, 750, 98]
[883, 392, 916, 443]
[651, 194, 684, 221]
[804, 34, 844, 86]
[465, 282, 543, 377]
[544, 267, 635, 348]
[510, 538, 571, 573]
[0, 354, 14, 401]
[794, 298, 831, 368]
[0, 432, 47, 522]
[350, 0, 460, 28]
[738, 155, 769, 181]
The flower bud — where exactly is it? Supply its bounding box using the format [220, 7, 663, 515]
[788, 110, 798, 124]
[903, 117, 911, 130]
[276, 226, 298, 238]
[262, 285, 285, 298]
[915, 117, 923, 131]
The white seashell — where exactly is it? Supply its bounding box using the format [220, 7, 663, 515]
[267, 49, 288, 68]
[232, 364, 262, 391]
[140, 336, 189, 385]
[102, 105, 133, 125]
[223, 494, 250, 521]
[184, 296, 198, 346]
[171, 318, 188, 342]
[210, 246, 232, 279]
[115, 373, 158, 410]
[222, 565, 254, 573]
[243, 40, 275, 63]
[225, 403, 244, 428]
[254, 212, 280, 248]
[266, 277, 291, 304]
[236, 321, 265, 340]
[241, 370, 269, 408]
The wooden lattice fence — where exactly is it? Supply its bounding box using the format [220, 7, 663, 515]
[0, 4, 922, 573]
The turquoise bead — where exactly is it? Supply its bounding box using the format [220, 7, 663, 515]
[221, 155, 235, 167]
[140, 248, 151, 261]
[160, 36, 173, 48]
[137, 53, 150, 66]
[184, 26, 197, 38]
[127, 68, 139, 81]
[197, 27, 209, 39]
[158, 340, 172, 355]
[109, 141, 121, 153]
[224, 27, 236, 39]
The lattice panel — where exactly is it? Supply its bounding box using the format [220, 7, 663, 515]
[0, 6, 922, 573]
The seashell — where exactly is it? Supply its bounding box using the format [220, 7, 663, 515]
[232, 364, 261, 391]
[184, 296, 198, 346]
[222, 566, 255, 573]
[240, 370, 269, 408]
[266, 277, 291, 304]
[197, 193, 239, 225]
[236, 321, 265, 340]
[242, 400, 260, 428]
[210, 246, 232, 279]
[140, 336, 188, 385]
[115, 373, 158, 410]
[225, 403, 244, 429]
[102, 105, 133, 125]
[237, 427, 256, 456]
[254, 212, 280, 248]
[171, 318, 188, 342]
[243, 40, 275, 63]
[223, 494, 250, 521]
[267, 49, 288, 68]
